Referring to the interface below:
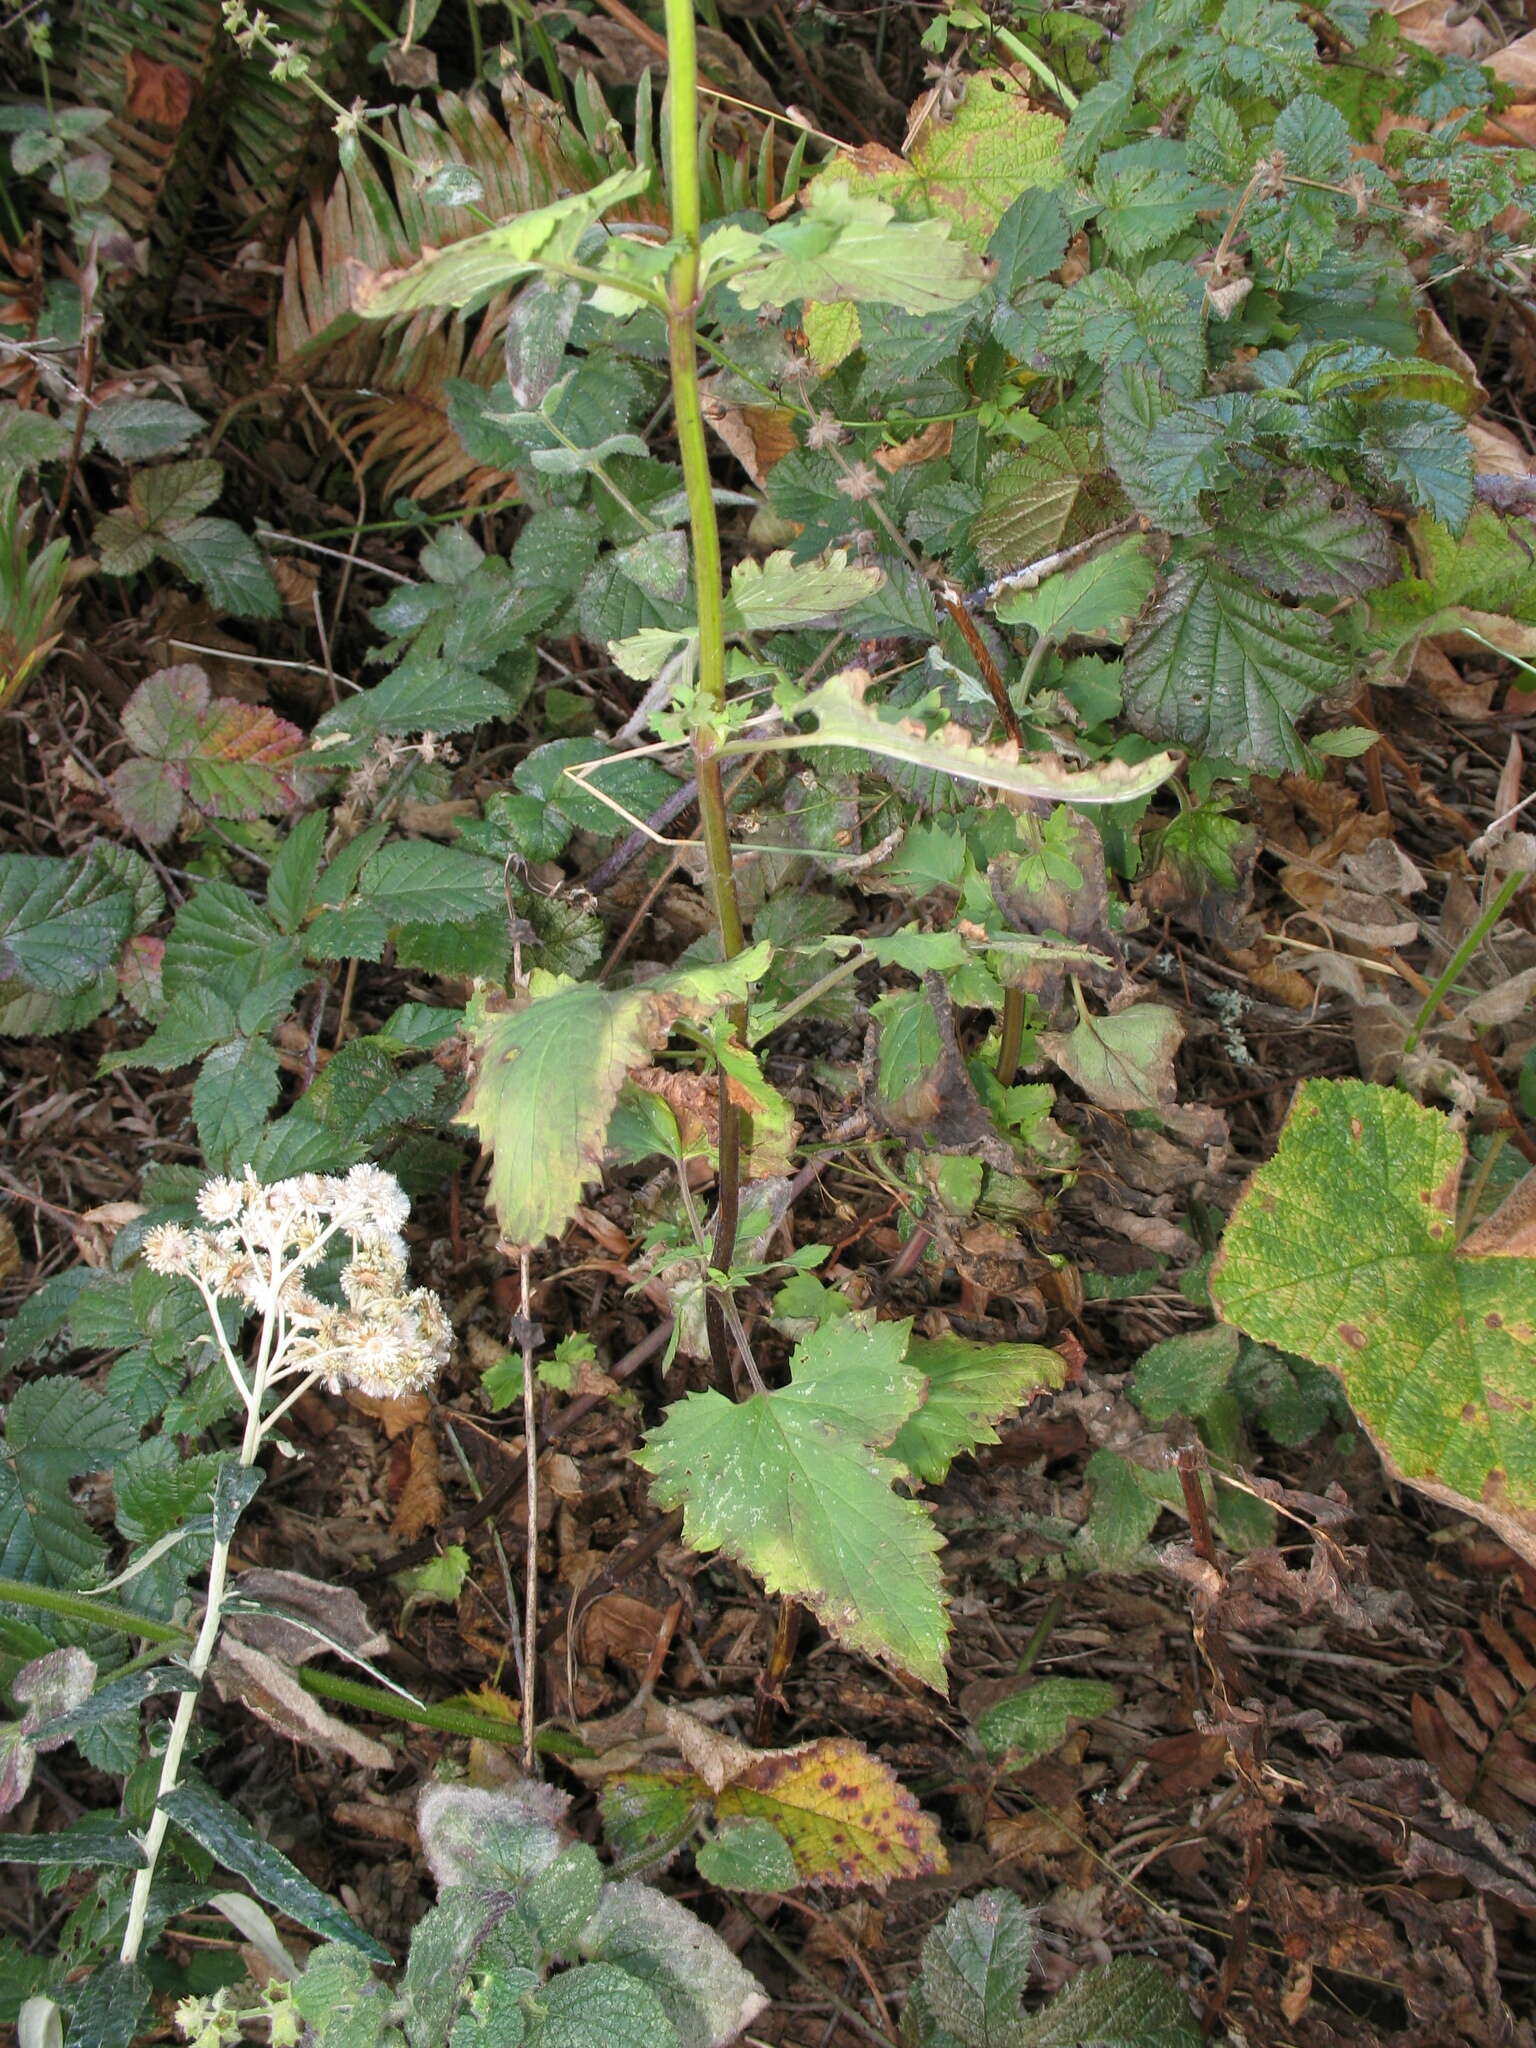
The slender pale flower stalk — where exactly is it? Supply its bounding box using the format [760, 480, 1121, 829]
[119, 1166, 450, 1967]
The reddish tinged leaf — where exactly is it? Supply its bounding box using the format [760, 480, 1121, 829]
[716, 1736, 947, 1890]
[110, 665, 318, 845]
[605, 1734, 947, 1892]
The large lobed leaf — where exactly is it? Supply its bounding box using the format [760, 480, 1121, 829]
[721, 182, 989, 314]
[828, 71, 1065, 252]
[636, 1318, 949, 1687]
[458, 949, 767, 1247]
[1213, 1080, 1536, 1568]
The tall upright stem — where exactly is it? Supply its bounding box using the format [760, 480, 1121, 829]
[663, 0, 748, 1386]
[663, 0, 745, 963]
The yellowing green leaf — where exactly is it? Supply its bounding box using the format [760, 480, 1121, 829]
[802, 299, 862, 372]
[1212, 1080, 1536, 1568]
[459, 948, 768, 1247]
[1042, 1002, 1183, 1112]
[725, 549, 883, 634]
[831, 72, 1065, 252]
[892, 1336, 1064, 1483]
[352, 168, 653, 317]
[714, 1736, 946, 1889]
[635, 1317, 950, 1686]
[739, 668, 1178, 807]
[727, 181, 989, 314]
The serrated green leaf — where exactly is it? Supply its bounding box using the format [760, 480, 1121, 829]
[160, 1780, 389, 1958]
[726, 181, 988, 313]
[1122, 559, 1349, 772]
[828, 70, 1065, 251]
[636, 1317, 949, 1686]
[0, 1268, 96, 1372]
[1212, 1079, 1536, 1567]
[1210, 470, 1397, 598]
[130, 459, 223, 527]
[1090, 146, 1213, 261]
[0, 853, 136, 1002]
[0, 1378, 137, 1586]
[192, 1036, 282, 1171]
[755, 670, 1177, 806]
[1354, 397, 1473, 533]
[975, 1677, 1119, 1763]
[892, 1336, 1064, 1484]
[458, 949, 768, 1246]
[916, 1889, 1037, 2047]
[357, 841, 503, 924]
[1044, 262, 1206, 395]
[523, 1962, 680, 2048]
[293, 1945, 395, 2048]
[62, 1962, 149, 2048]
[88, 398, 201, 462]
[970, 429, 1119, 577]
[1014, 1956, 1199, 2047]
[694, 1821, 799, 1894]
[1132, 1325, 1240, 1422]
[267, 811, 328, 935]
[994, 539, 1156, 641]
[1075, 1450, 1163, 1570]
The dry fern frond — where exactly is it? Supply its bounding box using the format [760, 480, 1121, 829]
[275, 83, 587, 500]
[70, 0, 349, 261]
[1413, 1609, 1536, 1839]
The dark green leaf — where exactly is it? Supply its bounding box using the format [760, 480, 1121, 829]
[159, 1781, 389, 1958]
[1122, 559, 1349, 771]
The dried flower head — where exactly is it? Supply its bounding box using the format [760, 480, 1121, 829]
[143, 1163, 451, 1400]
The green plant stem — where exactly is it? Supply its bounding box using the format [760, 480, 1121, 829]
[1403, 868, 1523, 1055]
[0, 1577, 190, 1644]
[295, 1667, 590, 1755]
[1457, 1129, 1509, 1243]
[663, 0, 751, 1392]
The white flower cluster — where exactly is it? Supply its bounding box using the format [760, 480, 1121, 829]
[143, 1164, 451, 1400]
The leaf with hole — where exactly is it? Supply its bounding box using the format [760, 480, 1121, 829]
[747, 670, 1177, 807]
